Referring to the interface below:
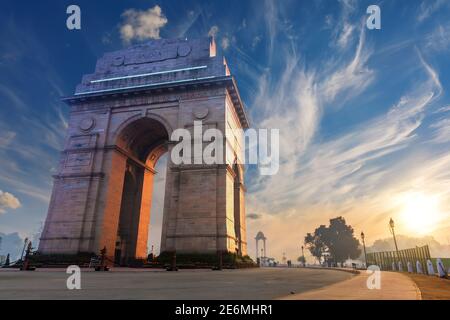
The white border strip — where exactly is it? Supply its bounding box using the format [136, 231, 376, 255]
[90, 65, 208, 83]
[75, 76, 217, 96]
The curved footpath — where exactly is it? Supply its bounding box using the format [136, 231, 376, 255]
[280, 270, 421, 300]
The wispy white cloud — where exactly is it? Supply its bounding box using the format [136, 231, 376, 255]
[264, 0, 278, 60]
[338, 0, 357, 10]
[0, 173, 50, 203]
[221, 36, 230, 50]
[417, 49, 443, 95]
[0, 18, 68, 208]
[436, 105, 450, 113]
[250, 27, 375, 207]
[120, 5, 168, 43]
[418, 0, 448, 22]
[324, 15, 334, 30]
[172, 9, 201, 38]
[430, 119, 450, 144]
[251, 35, 262, 49]
[0, 131, 15, 148]
[0, 84, 27, 110]
[322, 29, 374, 104]
[247, 31, 445, 260]
[0, 190, 21, 214]
[425, 24, 450, 52]
[337, 22, 355, 49]
[208, 25, 219, 38]
[331, 0, 358, 50]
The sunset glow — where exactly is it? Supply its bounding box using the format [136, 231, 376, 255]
[399, 192, 443, 235]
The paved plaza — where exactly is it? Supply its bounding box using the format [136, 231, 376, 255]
[0, 267, 354, 300]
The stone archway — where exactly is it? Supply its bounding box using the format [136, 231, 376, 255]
[233, 162, 246, 256]
[38, 37, 249, 262]
[113, 117, 169, 264]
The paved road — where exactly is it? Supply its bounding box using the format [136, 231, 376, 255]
[0, 267, 353, 300]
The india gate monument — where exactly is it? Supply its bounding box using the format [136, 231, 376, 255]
[38, 38, 249, 264]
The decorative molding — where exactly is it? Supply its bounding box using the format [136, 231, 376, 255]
[193, 106, 209, 119]
[79, 117, 95, 132]
[52, 172, 105, 179]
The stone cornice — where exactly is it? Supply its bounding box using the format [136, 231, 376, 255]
[52, 172, 105, 179]
[62, 76, 249, 129]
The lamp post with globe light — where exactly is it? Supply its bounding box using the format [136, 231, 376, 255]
[389, 218, 400, 265]
[301, 245, 305, 267]
[361, 232, 367, 269]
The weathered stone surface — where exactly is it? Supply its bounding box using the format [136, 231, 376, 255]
[39, 38, 248, 263]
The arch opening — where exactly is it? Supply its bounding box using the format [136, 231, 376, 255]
[147, 153, 167, 259]
[113, 117, 169, 265]
[233, 162, 245, 256]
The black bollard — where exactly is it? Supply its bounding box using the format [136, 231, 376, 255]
[95, 246, 110, 271]
[212, 250, 223, 271]
[20, 242, 35, 271]
[166, 251, 178, 271]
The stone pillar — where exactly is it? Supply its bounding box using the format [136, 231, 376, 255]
[133, 168, 155, 259]
[263, 239, 267, 258]
[256, 240, 259, 260]
[407, 261, 413, 273]
[436, 258, 447, 278]
[94, 150, 128, 260]
[416, 261, 423, 274]
[233, 180, 242, 254]
[161, 164, 231, 254]
[427, 259, 435, 275]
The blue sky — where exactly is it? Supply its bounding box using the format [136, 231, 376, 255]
[0, 0, 450, 260]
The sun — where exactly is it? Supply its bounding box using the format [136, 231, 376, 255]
[399, 192, 442, 235]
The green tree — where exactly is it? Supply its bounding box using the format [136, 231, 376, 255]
[297, 255, 306, 265]
[326, 217, 361, 264]
[304, 217, 361, 265]
[304, 225, 328, 264]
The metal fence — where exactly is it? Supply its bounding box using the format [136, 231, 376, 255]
[366, 245, 431, 274]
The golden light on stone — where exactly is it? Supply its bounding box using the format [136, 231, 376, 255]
[38, 38, 249, 263]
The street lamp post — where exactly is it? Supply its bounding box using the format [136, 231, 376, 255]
[301, 245, 305, 267]
[361, 232, 367, 269]
[20, 237, 29, 261]
[389, 218, 400, 267]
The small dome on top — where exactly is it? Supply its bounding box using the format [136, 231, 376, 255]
[255, 231, 266, 240]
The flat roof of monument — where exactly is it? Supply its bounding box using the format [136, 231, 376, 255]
[62, 37, 249, 128]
